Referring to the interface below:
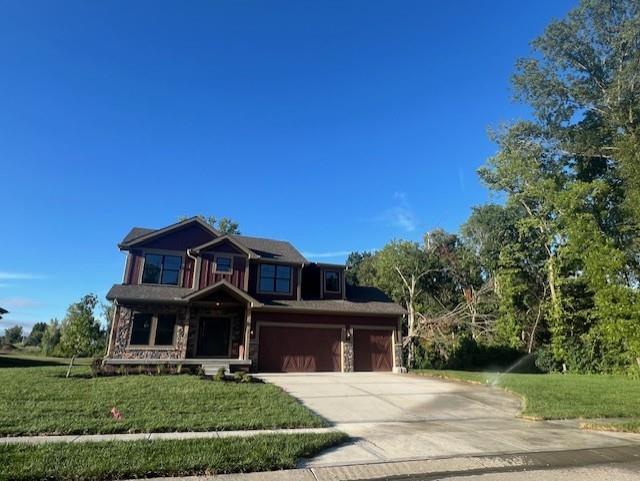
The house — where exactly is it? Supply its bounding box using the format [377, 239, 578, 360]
[105, 217, 406, 373]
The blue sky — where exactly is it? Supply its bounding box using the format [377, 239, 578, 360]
[0, 0, 575, 332]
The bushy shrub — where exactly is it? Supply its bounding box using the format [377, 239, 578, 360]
[411, 335, 529, 372]
[90, 358, 103, 377]
[534, 345, 560, 373]
[214, 366, 226, 382]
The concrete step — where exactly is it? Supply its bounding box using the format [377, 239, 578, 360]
[202, 361, 231, 376]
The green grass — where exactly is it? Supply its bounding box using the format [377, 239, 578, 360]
[0, 355, 326, 436]
[414, 369, 640, 420]
[0, 433, 347, 481]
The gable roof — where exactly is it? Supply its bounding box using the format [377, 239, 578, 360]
[191, 236, 257, 258]
[118, 220, 308, 264]
[182, 280, 262, 306]
[119, 217, 220, 249]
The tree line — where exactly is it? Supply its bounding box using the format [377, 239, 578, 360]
[348, 0, 640, 375]
[1, 294, 110, 358]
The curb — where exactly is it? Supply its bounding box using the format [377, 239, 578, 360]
[134, 444, 640, 481]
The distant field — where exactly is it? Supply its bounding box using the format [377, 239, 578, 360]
[0, 354, 326, 436]
[414, 370, 640, 424]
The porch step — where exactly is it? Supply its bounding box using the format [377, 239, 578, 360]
[202, 360, 232, 376]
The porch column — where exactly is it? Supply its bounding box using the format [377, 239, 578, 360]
[243, 309, 252, 360]
[180, 306, 191, 360]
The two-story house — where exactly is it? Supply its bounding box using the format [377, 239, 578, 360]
[105, 217, 405, 373]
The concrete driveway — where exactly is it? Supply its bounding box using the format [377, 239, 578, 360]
[258, 372, 640, 467]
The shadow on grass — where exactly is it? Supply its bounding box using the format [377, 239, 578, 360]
[0, 355, 69, 368]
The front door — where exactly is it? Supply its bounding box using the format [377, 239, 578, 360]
[197, 317, 231, 357]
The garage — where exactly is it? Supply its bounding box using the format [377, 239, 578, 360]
[354, 328, 393, 371]
[258, 325, 342, 372]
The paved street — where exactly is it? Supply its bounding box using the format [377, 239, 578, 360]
[258, 372, 640, 467]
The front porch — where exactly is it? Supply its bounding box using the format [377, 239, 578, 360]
[106, 280, 257, 373]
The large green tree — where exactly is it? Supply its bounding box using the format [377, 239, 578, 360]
[58, 294, 104, 357]
[477, 0, 640, 372]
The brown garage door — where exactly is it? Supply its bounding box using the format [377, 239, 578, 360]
[354, 329, 393, 371]
[258, 325, 342, 372]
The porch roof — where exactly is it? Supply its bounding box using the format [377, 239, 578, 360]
[106, 281, 261, 307]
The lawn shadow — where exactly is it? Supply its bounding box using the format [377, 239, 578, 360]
[0, 355, 67, 368]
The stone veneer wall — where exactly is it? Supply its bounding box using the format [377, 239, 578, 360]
[109, 304, 189, 360]
[394, 342, 403, 371]
[342, 327, 354, 372]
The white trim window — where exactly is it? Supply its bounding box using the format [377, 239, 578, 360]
[214, 255, 233, 274]
[142, 254, 182, 285]
[258, 264, 292, 294]
[324, 270, 341, 293]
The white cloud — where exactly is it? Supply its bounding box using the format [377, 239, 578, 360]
[380, 192, 418, 232]
[0, 297, 45, 309]
[0, 272, 46, 280]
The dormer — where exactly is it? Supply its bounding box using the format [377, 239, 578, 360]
[300, 262, 346, 300]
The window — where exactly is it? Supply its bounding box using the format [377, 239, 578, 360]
[130, 313, 153, 345]
[154, 314, 177, 345]
[215, 256, 232, 273]
[129, 312, 177, 347]
[142, 254, 181, 285]
[324, 270, 341, 293]
[259, 264, 291, 293]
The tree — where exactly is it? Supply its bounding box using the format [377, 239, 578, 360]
[475, 0, 640, 372]
[345, 251, 376, 286]
[3, 325, 23, 345]
[372, 241, 434, 366]
[25, 322, 47, 347]
[41, 319, 61, 355]
[178, 215, 241, 234]
[58, 294, 104, 357]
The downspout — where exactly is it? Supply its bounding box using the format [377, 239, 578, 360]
[186, 248, 199, 290]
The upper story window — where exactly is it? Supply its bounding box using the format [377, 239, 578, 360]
[259, 264, 291, 294]
[215, 255, 233, 273]
[142, 254, 181, 285]
[324, 270, 341, 293]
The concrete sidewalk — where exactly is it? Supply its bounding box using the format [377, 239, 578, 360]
[0, 427, 338, 445]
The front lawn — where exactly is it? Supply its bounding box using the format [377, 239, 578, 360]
[0, 355, 326, 436]
[414, 370, 640, 422]
[0, 432, 346, 481]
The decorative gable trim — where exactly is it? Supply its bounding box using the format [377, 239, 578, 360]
[190, 235, 257, 258]
[182, 279, 262, 307]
